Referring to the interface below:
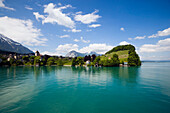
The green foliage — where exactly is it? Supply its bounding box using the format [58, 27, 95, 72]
[10, 58, 15, 65]
[101, 54, 120, 66]
[34, 56, 41, 65]
[128, 52, 141, 66]
[106, 44, 135, 54]
[76, 57, 84, 66]
[47, 57, 55, 65]
[16, 60, 23, 65]
[71, 58, 77, 66]
[93, 56, 100, 64]
[22, 56, 29, 61]
[57, 59, 63, 66]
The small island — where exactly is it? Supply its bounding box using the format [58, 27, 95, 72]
[0, 44, 141, 67]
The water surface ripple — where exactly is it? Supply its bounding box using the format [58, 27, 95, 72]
[0, 62, 170, 113]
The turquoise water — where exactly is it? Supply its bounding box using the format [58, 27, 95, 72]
[0, 62, 170, 113]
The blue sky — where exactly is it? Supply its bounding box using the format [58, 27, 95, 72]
[0, 0, 170, 60]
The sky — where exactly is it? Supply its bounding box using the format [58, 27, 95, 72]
[0, 0, 170, 60]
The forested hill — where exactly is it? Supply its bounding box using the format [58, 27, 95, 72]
[105, 44, 135, 54]
[103, 44, 141, 66]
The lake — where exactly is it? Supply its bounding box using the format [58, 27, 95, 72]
[0, 62, 170, 113]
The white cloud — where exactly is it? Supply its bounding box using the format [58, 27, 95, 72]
[74, 39, 79, 42]
[70, 28, 81, 32]
[63, 28, 81, 33]
[25, 5, 33, 10]
[88, 24, 101, 28]
[58, 3, 62, 6]
[119, 41, 130, 45]
[34, 3, 75, 29]
[74, 10, 101, 24]
[139, 38, 170, 52]
[134, 36, 146, 40]
[43, 43, 114, 56]
[41, 51, 60, 56]
[148, 27, 170, 38]
[59, 35, 70, 38]
[55, 44, 79, 55]
[74, 37, 90, 43]
[0, 0, 15, 10]
[128, 38, 132, 40]
[79, 43, 113, 54]
[80, 37, 90, 43]
[120, 27, 125, 31]
[33, 12, 45, 21]
[0, 16, 47, 46]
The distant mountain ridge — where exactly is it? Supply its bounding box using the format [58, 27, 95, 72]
[65, 50, 100, 57]
[0, 34, 34, 54]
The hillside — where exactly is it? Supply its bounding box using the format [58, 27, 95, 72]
[100, 44, 141, 66]
[100, 50, 129, 62]
[0, 34, 34, 54]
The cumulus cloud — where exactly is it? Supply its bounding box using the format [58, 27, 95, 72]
[63, 28, 81, 33]
[88, 24, 101, 28]
[59, 35, 70, 38]
[119, 41, 130, 45]
[0, 16, 47, 46]
[43, 43, 114, 56]
[25, 5, 33, 10]
[139, 38, 170, 52]
[134, 36, 146, 40]
[74, 10, 101, 24]
[79, 43, 113, 54]
[148, 27, 170, 38]
[41, 51, 61, 56]
[0, 0, 15, 10]
[120, 27, 125, 31]
[70, 29, 81, 32]
[55, 44, 79, 55]
[74, 37, 90, 43]
[80, 37, 90, 43]
[33, 3, 75, 28]
[33, 12, 45, 21]
[74, 39, 79, 42]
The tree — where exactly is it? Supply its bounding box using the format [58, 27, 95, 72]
[91, 54, 96, 62]
[128, 52, 141, 66]
[76, 57, 84, 66]
[10, 58, 15, 65]
[47, 57, 55, 66]
[57, 59, 63, 66]
[111, 54, 120, 66]
[93, 56, 100, 64]
[34, 56, 41, 65]
[71, 58, 77, 66]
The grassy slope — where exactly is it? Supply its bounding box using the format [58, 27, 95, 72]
[100, 50, 129, 62]
[63, 61, 72, 65]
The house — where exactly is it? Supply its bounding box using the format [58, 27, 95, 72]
[86, 60, 90, 65]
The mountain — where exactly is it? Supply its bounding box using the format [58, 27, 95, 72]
[0, 34, 34, 54]
[65, 50, 100, 57]
[65, 50, 85, 57]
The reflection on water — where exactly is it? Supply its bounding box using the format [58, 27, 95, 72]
[0, 63, 170, 113]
